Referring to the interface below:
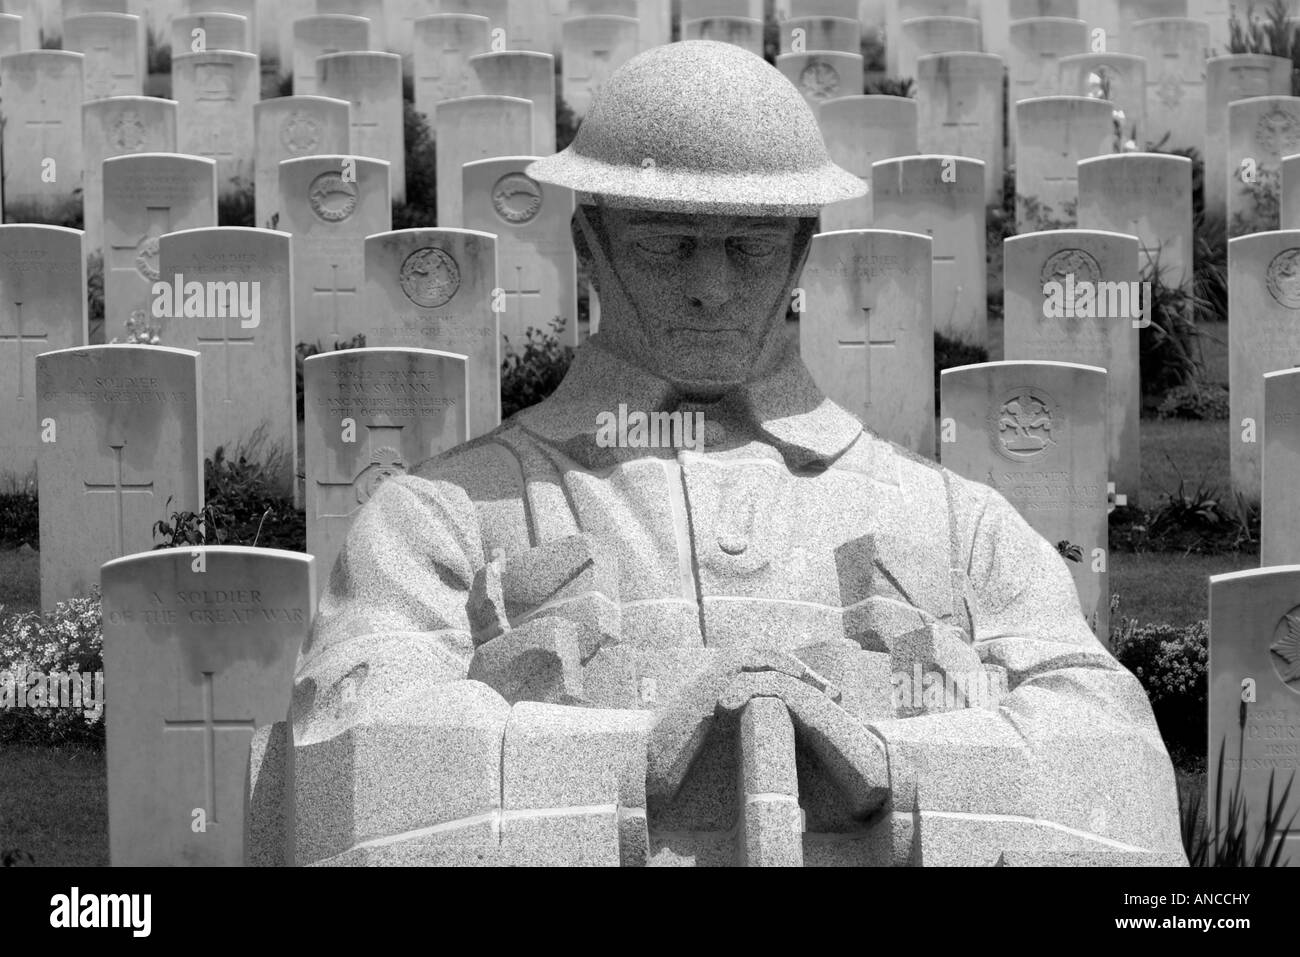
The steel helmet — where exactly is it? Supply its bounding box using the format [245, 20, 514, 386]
[526, 40, 866, 216]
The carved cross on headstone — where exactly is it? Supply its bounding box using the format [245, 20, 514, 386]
[837, 304, 899, 398]
[108, 205, 172, 286]
[312, 263, 358, 340]
[84, 39, 135, 97]
[162, 672, 255, 826]
[25, 91, 62, 160]
[196, 314, 256, 402]
[315, 425, 406, 518]
[0, 302, 48, 399]
[501, 262, 543, 332]
[83, 442, 154, 554]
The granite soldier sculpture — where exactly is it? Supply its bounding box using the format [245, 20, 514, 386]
[284, 41, 1186, 866]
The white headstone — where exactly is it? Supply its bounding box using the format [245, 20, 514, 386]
[1003, 228, 1142, 503]
[81, 96, 177, 258]
[364, 228, 500, 438]
[681, 0, 762, 17]
[172, 51, 259, 203]
[103, 154, 218, 342]
[413, 13, 490, 121]
[186, 0, 258, 55]
[681, 16, 764, 55]
[1007, 17, 1089, 162]
[434, 95, 533, 227]
[777, 52, 866, 108]
[0, 225, 86, 483]
[1262, 370, 1300, 565]
[278, 154, 392, 346]
[897, 16, 982, 79]
[779, 16, 861, 53]
[254, 95, 352, 231]
[636, 0, 670, 50]
[172, 12, 251, 53]
[506, 0, 554, 53]
[1057, 53, 1147, 144]
[1207, 567, 1300, 867]
[291, 14, 369, 96]
[0, 0, 38, 50]
[916, 52, 1005, 207]
[1228, 230, 1300, 502]
[872, 154, 987, 345]
[316, 0, 383, 43]
[1207, 56, 1292, 223]
[470, 50, 557, 155]
[62, 12, 142, 99]
[819, 95, 918, 231]
[36, 344, 203, 610]
[102, 546, 313, 866]
[1130, 17, 1207, 156]
[801, 228, 936, 456]
[1189, 0, 1229, 55]
[0, 14, 21, 57]
[1228, 96, 1300, 238]
[1009, 0, 1079, 15]
[464, 156, 578, 349]
[317, 51, 405, 205]
[0, 51, 84, 222]
[1014, 96, 1115, 232]
[157, 227, 297, 494]
[941, 359, 1111, 640]
[561, 14, 638, 118]
[1114, 0, 1187, 50]
[304, 347, 469, 590]
[1077, 151, 1192, 291]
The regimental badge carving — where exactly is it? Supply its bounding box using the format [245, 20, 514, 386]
[400, 247, 461, 308]
[308, 171, 358, 223]
[1040, 248, 1102, 314]
[1155, 72, 1183, 110]
[111, 109, 148, 152]
[134, 235, 160, 281]
[798, 60, 840, 100]
[196, 63, 235, 101]
[492, 172, 543, 225]
[993, 387, 1057, 461]
[1255, 105, 1300, 156]
[1270, 607, 1300, 690]
[355, 447, 405, 505]
[1266, 248, 1300, 309]
[280, 109, 321, 155]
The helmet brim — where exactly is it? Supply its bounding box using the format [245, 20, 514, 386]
[526, 150, 868, 217]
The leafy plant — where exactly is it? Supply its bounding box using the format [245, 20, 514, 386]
[0, 590, 105, 749]
[1055, 540, 1084, 563]
[1156, 381, 1230, 420]
[1113, 615, 1208, 766]
[863, 75, 914, 98]
[218, 176, 255, 228]
[933, 332, 989, 414]
[0, 470, 38, 549]
[1015, 193, 1077, 233]
[501, 318, 575, 419]
[1140, 248, 1207, 397]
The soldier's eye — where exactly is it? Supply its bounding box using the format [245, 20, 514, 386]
[729, 237, 780, 258]
[636, 235, 693, 256]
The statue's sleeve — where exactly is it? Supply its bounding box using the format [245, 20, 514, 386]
[296, 472, 483, 699]
[866, 480, 1184, 852]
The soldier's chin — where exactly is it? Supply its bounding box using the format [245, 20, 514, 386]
[656, 358, 752, 398]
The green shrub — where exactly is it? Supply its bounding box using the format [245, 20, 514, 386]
[933, 332, 989, 414]
[1140, 251, 1206, 398]
[863, 75, 914, 97]
[1156, 382, 1230, 420]
[501, 319, 575, 419]
[1112, 616, 1208, 767]
[146, 25, 170, 75]
[218, 177, 255, 227]
[1183, 732, 1298, 866]
[392, 101, 438, 229]
[0, 591, 105, 750]
[0, 472, 37, 549]
[86, 251, 105, 329]
[556, 95, 579, 152]
[153, 429, 304, 552]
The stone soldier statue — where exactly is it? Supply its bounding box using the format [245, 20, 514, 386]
[273, 41, 1186, 866]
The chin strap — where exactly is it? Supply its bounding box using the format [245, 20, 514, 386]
[573, 202, 657, 368]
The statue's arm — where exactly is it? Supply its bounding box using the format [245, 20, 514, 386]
[292, 472, 492, 736]
[866, 483, 1184, 853]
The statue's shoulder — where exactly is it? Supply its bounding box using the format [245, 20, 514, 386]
[831, 428, 999, 515]
[406, 421, 545, 500]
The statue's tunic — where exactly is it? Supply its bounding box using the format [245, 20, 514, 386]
[290, 337, 1186, 866]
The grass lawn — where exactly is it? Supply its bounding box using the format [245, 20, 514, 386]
[0, 745, 107, 867]
[1110, 550, 1254, 628]
[0, 547, 39, 617]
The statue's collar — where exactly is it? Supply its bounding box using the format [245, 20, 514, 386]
[510, 334, 865, 470]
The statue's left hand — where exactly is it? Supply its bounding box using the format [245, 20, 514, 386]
[716, 670, 891, 819]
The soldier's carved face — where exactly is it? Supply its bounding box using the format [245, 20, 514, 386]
[580, 207, 809, 396]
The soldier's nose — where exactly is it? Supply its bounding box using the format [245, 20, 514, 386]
[683, 240, 732, 310]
